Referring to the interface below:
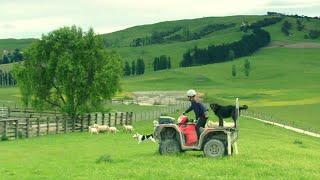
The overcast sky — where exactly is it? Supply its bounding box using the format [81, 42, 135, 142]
[0, 0, 319, 39]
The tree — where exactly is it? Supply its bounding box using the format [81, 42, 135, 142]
[228, 50, 235, 60]
[136, 58, 145, 75]
[2, 55, 10, 64]
[11, 49, 23, 62]
[124, 61, 131, 76]
[296, 19, 304, 31]
[244, 59, 251, 77]
[131, 60, 136, 75]
[281, 20, 292, 36]
[167, 57, 171, 69]
[13, 26, 122, 120]
[232, 65, 236, 77]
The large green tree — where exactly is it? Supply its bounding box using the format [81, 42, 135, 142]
[13, 26, 122, 120]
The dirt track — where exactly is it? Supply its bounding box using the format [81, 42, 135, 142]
[267, 41, 320, 49]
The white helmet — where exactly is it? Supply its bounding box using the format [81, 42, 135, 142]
[186, 89, 196, 97]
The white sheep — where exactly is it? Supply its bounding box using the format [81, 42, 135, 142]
[89, 127, 99, 134]
[108, 127, 119, 134]
[123, 125, 134, 133]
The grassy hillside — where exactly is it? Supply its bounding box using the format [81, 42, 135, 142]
[0, 116, 319, 179]
[121, 47, 320, 131]
[104, 15, 320, 70]
[0, 38, 35, 53]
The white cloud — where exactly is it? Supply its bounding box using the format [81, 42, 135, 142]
[0, 0, 319, 39]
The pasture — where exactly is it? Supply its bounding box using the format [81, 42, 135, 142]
[0, 116, 319, 179]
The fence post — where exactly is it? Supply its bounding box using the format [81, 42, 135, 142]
[72, 116, 75, 132]
[8, 107, 11, 117]
[108, 113, 111, 126]
[88, 114, 91, 127]
[56, 116, 59, 134]
[37, 117, 40, 136]
[102, 113, 105, 125]
[95, 113, 98, 124]
[3, 120, 7, 138]
[130, 112, 133, 125]
[64, 116, 67, 133]
[81, 115, 84, 132]
[15, 120, 18, 139]
[125, 112, 128, 125]
[47, 117, 50, 135]
[115, 112, 118, 126]
[26, 118, 30, 138]
[120, 112, 123, 125]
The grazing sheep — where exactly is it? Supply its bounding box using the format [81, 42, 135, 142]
[91, 124, 109, 133]
[123, 125, 134, 133]
[108, 127, 119, 134]
[89, 127, 99, 134]
[97, 125, 110, 133]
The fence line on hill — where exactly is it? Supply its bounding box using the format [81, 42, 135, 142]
[242, 110, 320, 135]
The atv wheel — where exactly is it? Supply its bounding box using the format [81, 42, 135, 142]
[159, 139, 180, 155]
[203, 139, 225, 158]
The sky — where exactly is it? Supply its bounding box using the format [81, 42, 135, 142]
[0, 0, 319, 39]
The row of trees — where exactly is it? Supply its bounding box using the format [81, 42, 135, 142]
[167, 24, 235, 42]
[232, 59, 251, 77]
[267, 12, 320, 21]
[130, 27, 182, 47]
[281, 20, 292, 36]
[241, 17, 283, 32]
[153, 55, 171, 71]
[180, 29, 270, 67]
[305, 30, 320, 39]
[0, 70, 17, 87]
[131, 23, 236, 47]
[1, 49, 23, 64]
[124, 58, 145, 76]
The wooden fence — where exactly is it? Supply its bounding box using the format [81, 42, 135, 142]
[0, 108, 133, 140]
[0, 101, 190, 141]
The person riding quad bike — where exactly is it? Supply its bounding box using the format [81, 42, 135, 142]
[183, 89, 209, 137]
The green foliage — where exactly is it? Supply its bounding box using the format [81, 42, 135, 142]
[153, 55, 171, 71]
[131, 60, 136, 75]
[296, 19, 304, 31]
[244, 59, 251, 77]
[1, 134, 9, 141]
[308, 30, 320, 39]
[281, 20, 292, 36]
[124, 61, 131, 76]
[232, 65, 236, 77]
[181, 29, 270, 67]
[136, 58, 145, 75]
[13, 26, 122, 119]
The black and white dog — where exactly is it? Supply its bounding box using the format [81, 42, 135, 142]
[133, 133, 156, 144]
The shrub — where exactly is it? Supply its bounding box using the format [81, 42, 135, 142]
[1, 134, 9, 141]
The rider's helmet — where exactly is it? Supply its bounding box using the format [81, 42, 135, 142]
[186, 89, 196, 97]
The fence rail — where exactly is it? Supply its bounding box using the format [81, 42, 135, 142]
[0, 108, 133, 140]
[0, 101, 190, 141]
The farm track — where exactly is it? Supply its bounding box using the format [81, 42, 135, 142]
[242, 115, 320, 138]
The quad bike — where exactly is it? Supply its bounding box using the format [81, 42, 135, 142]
[154, 99, 240, 158]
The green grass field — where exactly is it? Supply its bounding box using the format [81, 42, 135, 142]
[1, 116, 319, 179]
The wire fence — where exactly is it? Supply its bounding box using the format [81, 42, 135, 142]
[242, 110, 320, 134]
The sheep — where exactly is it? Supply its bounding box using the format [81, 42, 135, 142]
[91, 124, 110, 133]
[89, 127, 99, 134]
[123, 125, 134, 133]
[108, 127, 119, 134]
